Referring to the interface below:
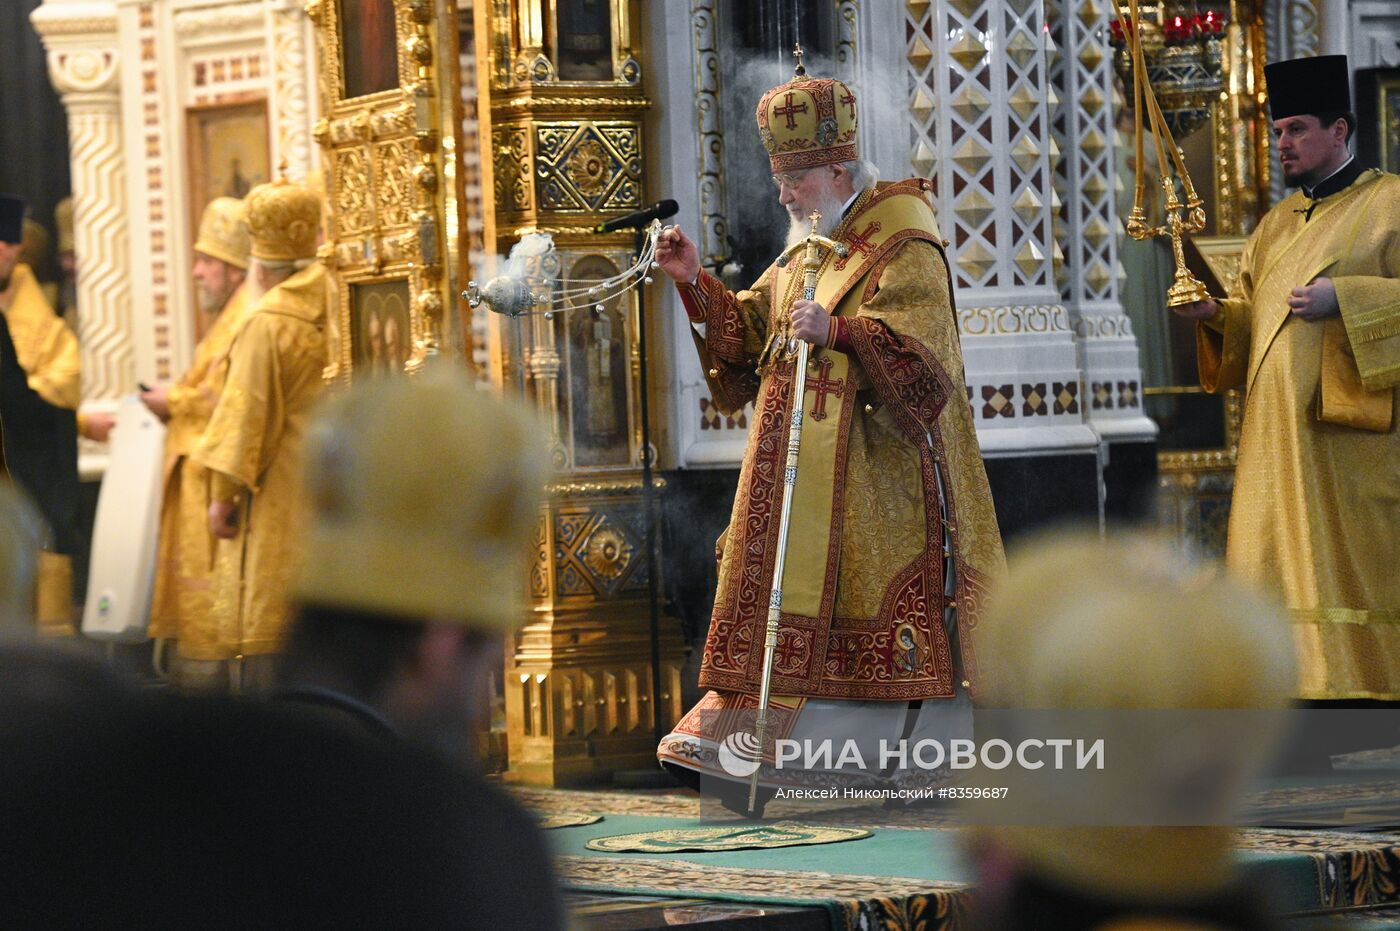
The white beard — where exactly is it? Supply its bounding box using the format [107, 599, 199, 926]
[197, 281, 238, 313]
[784, 187, 848, 250]
[244, 277, 269, 304]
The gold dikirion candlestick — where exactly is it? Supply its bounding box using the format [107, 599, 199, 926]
[1116, 0, 1211, 307]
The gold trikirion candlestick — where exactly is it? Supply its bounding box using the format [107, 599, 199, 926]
[1162, 178, 1211, 306]
[1116, 0, 1212, 307]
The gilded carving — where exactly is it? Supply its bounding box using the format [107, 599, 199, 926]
[492, 125, 533, 213]
[312, 0, 460, 379]
[370, 102, 416, 139]
[530, 515, 549, 600]
[490, 0, 684, 786]
[564, 137, 612, 198]
[533, 122, 641, 213]
[581, 523, 634, 586]
[374, 139, 416, 228]
[332, 149, 372, 233]
[328, 111, 371, 145]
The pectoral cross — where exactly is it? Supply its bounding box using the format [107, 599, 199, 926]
[805, 356, 845, 422]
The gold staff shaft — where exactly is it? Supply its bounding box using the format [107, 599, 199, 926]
[749, 212, 843, 815]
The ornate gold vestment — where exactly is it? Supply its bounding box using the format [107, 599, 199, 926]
[1199, 170, 1400, 699]
[682, 180, 1004, 701]
[192, 265, 328, 659]
[148, 281, 254, 653]
[1, 263, 79, 411]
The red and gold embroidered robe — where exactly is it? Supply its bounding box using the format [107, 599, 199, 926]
[678, 180, 1004, 702]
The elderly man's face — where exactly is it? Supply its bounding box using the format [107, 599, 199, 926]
[776, 165, 853, 247]
[192, 252, 245, 313]
[774, 166, 840, 222]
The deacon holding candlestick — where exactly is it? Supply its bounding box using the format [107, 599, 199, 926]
[1175, 55, 1400, 701]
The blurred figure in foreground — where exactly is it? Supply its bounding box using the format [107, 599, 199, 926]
[0, 193, 82, 635]
[274, 364, 564, 927]
[278, 363, 547, 758]
[0, 682, 539, 927]
[967, 530, 1296, 931]
[0, 441, 559, 927]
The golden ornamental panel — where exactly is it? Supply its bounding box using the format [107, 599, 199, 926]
[491, 123, 535, 213]
[308, 0, 468, 382]
[535, 121, 641, 212]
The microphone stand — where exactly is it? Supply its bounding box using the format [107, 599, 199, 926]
[633, 225, 666, 751]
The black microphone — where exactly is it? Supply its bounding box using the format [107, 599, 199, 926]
[594, 199, 679, 234]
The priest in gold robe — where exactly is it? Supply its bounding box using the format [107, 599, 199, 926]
[654, 60, 1004, 809]
[144, 197, 255, 688]
[1176, 55, 1400, 700]
[191, 177, 327, 691]
[0, 193, 81, 635]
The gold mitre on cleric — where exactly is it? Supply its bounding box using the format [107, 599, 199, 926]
[294, 364, 548, 630]
[194, 197, 250, 270]
[245, 175, 320, 262]
[754, 49, 858, 172]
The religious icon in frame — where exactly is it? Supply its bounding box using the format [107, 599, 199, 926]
[185, 98, 270, 340]
[350, 278, 413, 377]
[337, 0, 401, 100]
[186, 99, 270, 231]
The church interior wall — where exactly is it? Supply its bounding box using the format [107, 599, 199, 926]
[16, 0, 1392, 638]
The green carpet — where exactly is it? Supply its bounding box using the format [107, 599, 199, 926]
[540, 809, 1400, 931]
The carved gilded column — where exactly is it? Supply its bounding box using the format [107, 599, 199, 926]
[31, 0, 134, 405]
[1046, 0, 1156, 445]
[486, 0, 684, 785]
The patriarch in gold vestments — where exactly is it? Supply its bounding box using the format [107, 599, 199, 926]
[191, 177, 327, 689]
[143, 197, 255, 682]
[0, 193, 81, 634]
[1177, 55, 1400, 700]
[653, 59, 1003, 806]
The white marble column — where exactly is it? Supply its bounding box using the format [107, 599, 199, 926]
[1046, 0, 1156, 443]
[266, 0, 318, 178]
[31, 0, 134, 406]
[904, 0, 1097, 456]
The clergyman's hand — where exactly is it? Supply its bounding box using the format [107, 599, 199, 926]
[1288, 277, 1340, 321]
[209, 500, 240, 540]
[655, 224, 701, 286]
[789, 300, 832, 346]
[140, 384, 171, 422]
[1172, 299, 1219, 321]
[81, 412, 116, 443]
